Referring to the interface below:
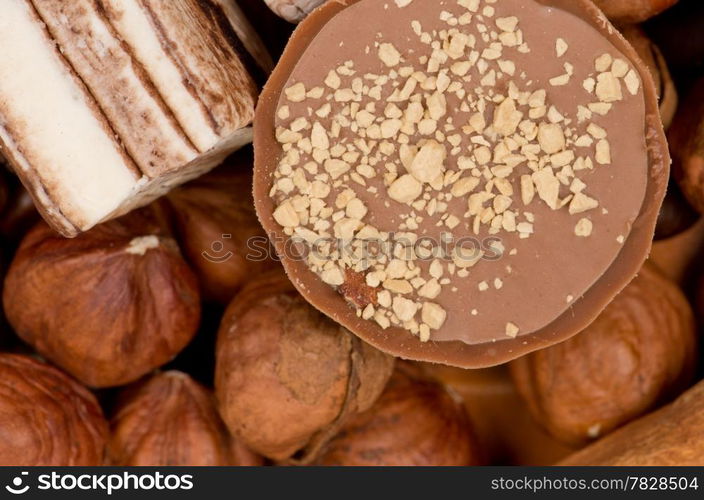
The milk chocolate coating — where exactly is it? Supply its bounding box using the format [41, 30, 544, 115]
[254, 0, 669, 367]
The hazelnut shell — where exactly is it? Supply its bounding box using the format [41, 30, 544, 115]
[3, 208, 201, 388]
[592, 0, 678, 23]
[671, 79, 704, 214]
[316, 363, 483, 466]
[109, 371, 262, 466]
[510, 263, 697, 445]
[0, 354, 108, 466]
[560, 379, 704, 465]
[167, 152, 276, 304]
[421, 364, 578, 465]
[650, 219, 704, 285]
[215, 268, 394, 461]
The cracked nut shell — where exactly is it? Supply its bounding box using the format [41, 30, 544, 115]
[510, 263, 697, 445]
[3, 208, 201, 388]
[215, 268, 394, 462]
[109, 371, 262, 466]
[316, 363, 483, 466]
[0, 354, 108, 466]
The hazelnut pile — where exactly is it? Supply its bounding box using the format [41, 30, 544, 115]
[0, 0, 702, 468]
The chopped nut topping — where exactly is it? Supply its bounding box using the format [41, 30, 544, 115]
[505, 322, 519, 338]
[624, 70, 640, 95]
[595, 139, 611, 165]
[284, 83, 306, 102]
[595, 53, 612, 72]
[273, 200, 299, 227]
[378, 43, 402, 67]
[574, 218, 593, 237]
[422, 302, 447, 330]
[269, 0, 642, 339]
[537, 123, 565, 154]
[321, 267, 345, 286]
[555, 38, 568, 57]
[409, 140, 446, 182]
[595, 72, 622, 103]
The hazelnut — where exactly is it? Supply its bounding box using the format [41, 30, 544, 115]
[109, 371, 262, 466]
[561, 379, 704, 465]
[3, 207, 201, 388]
[651, 219, 704, 285]
[670, 79, 704, 213]
[215, 268, 394, 462]
[315, 363, 483, 466]
[654, 182, 698, 241]
[592, 0, 679, 24]
[510, 263, 697, 446]
[0, 354, 108, 465]
[620, 25, 677, 129]
[262, 0, 326, 23]
[421, 364, 578, 465]
[167, 153, 276, 304]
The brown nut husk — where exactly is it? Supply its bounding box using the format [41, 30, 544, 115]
[620, 25, 677, 129]
[592, 0, 678, 23]
[215, 268, 394, 462]
[263, 0, 326, 23]
[560, 379, 704, 465]
[3, 207, 201, 388]
[316, 363, 483, 466]
[167, 152, 276, 304]
[109, 371, 262, 466]
[671, 79, 704, 214]
[510, 263, 697, 446]
[0, 354, 108, 466]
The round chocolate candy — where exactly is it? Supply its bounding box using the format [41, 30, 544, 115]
[254, 0, 669, 367]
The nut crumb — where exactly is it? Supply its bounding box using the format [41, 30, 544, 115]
[126, 236, 160, 256]
[574, 218, 593, 237]
[555, 38, 568, 57]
